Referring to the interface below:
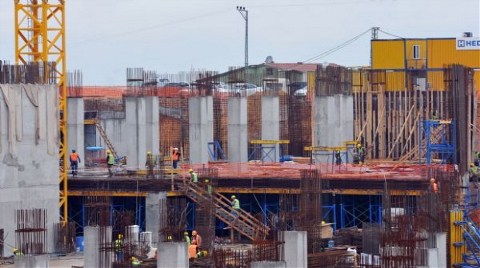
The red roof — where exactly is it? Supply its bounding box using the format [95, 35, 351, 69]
[68, 86, 127, 98]
[266, 63, 318, 72]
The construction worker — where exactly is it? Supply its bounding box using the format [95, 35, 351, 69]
[356, 143, 365, 165]
[188, 230, 202, 258]
[171, 147, 181, 169]
[196, 249, 208, 258]
[12, 248, 23, 256]
[334, 150, 342, 166]
[131, 256, 142, 266]
[469, 163, 479, 187]
[69, 149, 81, 176]
[145, 152, 155, 179]
[204, 179, 212, 195]
[191, 230, 202, 248]
[106, 150, 115, 177]
[114, 234, 123, 262]
[189, 169, 198, 183]
[430, 178, 439, 193]
[474, 151, 480, 167]
[184, 231, 191, 246]
[231, 195, 240, 216]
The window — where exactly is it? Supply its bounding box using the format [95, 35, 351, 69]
[266, 68, 273, 76]
[413, 45, 420, 59]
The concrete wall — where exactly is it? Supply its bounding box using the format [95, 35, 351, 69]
[0, 84, 59, 257]
[228, 97, 248, 162]
[100, 97, 159, 169]
[314, 94, 354, 162]
[67, 98, 85, 168]
[189, 96, 213, 164]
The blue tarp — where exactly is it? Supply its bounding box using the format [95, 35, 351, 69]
[85, 146, 104, 151]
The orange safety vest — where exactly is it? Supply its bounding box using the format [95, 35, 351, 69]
[70, 153, 79, 162]
[172, 152, 180, 161]
[431, 182, 438, 193]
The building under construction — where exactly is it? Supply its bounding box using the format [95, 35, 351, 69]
[1, 3, 480, 267]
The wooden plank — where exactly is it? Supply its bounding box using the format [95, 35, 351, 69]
[377, 84, 385, 158]
[388, 104, 416, 158]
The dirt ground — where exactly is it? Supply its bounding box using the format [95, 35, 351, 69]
[0, 254, 84, 268]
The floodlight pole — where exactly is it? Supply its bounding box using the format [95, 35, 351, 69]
[237, 6, 248, 76]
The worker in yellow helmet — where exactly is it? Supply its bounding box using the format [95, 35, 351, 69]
[106, 150, 115, 177]
[356, 143, 365, 165]
[131, 256, 142, 266]
[12, 248, 23, 256]
[231, 195, 240, 218]
[145, 152, 155, 179]
[114, 234, 123, 262]
[189, 169, 198, 183]
[470, 163, 479, 187]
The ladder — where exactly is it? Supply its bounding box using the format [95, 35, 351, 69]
[180, 181, 269, 240]
[95, 119, 118, 159]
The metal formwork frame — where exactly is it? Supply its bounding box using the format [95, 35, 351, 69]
[208, 141, 226, 161]
[248, 140, 289, 162]
[420, 120, 457, 164]
[15, 0, 68, 221]
[322, 194, 383, 230]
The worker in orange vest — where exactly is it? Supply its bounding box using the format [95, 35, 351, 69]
[430, 178, 439, 193]
[69, 149, 81, 176]
[171, 147, 181, 169]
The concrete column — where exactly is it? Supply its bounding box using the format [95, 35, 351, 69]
[67, 98, 85, 168]
[125, 97, 147, 169]
[283, 231, 307, 268]
[314, 94, 354, 162]
[228, 97, 248, 162]
[14, 255, 49, 268]
[189, 96, 213, 164]
[436, 232, 447, 267]
[251, 261, 287, 268]
[146, 192, 167, 247]
[261, 96, 280, 162]
[84, 226, 99, 268]
[157, 242, 189, 268]
[84, 226, 112, 268]
[145, 96, 160, 155]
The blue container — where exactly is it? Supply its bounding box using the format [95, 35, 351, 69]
[327, 239, 334, 248]
[76, 236, 84, 252]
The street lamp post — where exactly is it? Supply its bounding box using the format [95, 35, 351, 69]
[237, 6, 248, 76]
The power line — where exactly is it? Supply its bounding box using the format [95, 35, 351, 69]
[302, 28, 372, 63]
[378, 29, 404, 39]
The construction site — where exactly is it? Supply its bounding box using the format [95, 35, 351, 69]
[1, 2, 480, 268]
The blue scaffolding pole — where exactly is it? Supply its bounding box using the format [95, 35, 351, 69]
[320, 194, 383, 230]
[419, 120, 456, 164]
[208, 141, 226, 161]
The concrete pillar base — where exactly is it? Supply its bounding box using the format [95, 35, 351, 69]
[251, 261, 287, 268]
[157, 242, 189, 268]
[14, 255, 49, 268]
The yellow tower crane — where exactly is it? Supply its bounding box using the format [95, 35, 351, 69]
[15, 0, 68, 221]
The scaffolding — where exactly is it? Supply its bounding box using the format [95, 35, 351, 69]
[419, 119, 457, 164]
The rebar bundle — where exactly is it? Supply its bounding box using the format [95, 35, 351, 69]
[15, 208, 47, 255]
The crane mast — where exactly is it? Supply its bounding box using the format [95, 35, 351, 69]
[15, 0, 68, 221]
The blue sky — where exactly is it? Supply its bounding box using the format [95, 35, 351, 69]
[0, 0, 478, 85]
